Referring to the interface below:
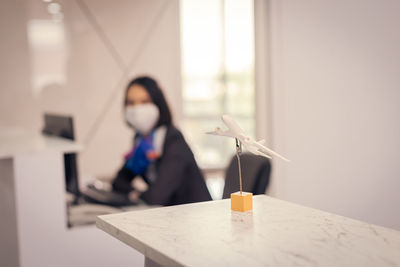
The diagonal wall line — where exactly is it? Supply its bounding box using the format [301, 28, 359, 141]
[76, 0, 127, 71]
[82, 0, 172, 146]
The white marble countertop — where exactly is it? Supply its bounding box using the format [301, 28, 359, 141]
[97, 195, 400, 267]
[0, 127, 82, 158]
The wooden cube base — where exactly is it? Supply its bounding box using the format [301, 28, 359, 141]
[231, 192, 253, 212]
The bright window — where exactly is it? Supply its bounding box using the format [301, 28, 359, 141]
[180, 0, 255, 169]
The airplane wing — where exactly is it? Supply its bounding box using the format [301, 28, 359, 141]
[257, 139, 266, 145]
[253, 142, 290, 162]
[255, 148, 272, 159]
[205, 128, 237, 138]
[206, 114, 247, 139]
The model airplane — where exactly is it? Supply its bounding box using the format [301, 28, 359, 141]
[206, 115, 290, 162]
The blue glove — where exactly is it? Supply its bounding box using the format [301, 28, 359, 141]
[125, 135, 155, 175]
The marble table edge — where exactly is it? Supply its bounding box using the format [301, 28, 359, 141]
[97, 195, 400, 236]
[96, 196, 400, 267]
[96, 215, 184, 267]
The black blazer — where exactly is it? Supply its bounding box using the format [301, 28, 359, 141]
[112, 125, 212, 206]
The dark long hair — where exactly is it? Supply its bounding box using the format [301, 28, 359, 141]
[124, 76, 172, 127]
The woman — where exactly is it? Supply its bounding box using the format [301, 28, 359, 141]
[112, 76, 211, 206]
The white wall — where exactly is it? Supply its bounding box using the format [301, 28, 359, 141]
[268, 0, 400, 229]
[0, 0, 182, 180]
[0, 0, 41, 132]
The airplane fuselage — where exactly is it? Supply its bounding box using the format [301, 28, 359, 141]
[221, 115, 245, 136]
[207, 114, 290, 161]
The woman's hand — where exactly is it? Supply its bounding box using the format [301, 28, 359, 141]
[128, 190, 141, 202]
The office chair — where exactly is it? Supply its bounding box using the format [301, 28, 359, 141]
[222, 153, 271, 199]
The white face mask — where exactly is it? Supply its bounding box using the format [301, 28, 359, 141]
[125, 103, 160, 135]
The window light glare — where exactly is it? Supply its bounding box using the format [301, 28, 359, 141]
[53, 13, 64, 22]
[47, 3, 61, 14]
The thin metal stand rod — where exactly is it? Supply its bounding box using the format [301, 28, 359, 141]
[235, 138, 243, 195]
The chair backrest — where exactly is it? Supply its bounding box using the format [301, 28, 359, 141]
[222, 153, 271, 199]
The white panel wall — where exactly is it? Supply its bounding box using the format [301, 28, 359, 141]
[0, 0, 41, 131]
[268, 0, 400, 229]
[0, 0, 182, 180]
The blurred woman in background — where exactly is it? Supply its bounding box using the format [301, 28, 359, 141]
[112, 76, 211, 205]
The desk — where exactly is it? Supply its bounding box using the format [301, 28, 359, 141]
[97, 195, 400, 267]
[1, 128, 146, 267]
[0, 128, 82, 266]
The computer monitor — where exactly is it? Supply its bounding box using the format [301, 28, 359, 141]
[43, 114, 75, 140]
[42, 114, 80, 200]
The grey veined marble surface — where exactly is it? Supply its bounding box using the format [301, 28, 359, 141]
[97, 195, 400, 267]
